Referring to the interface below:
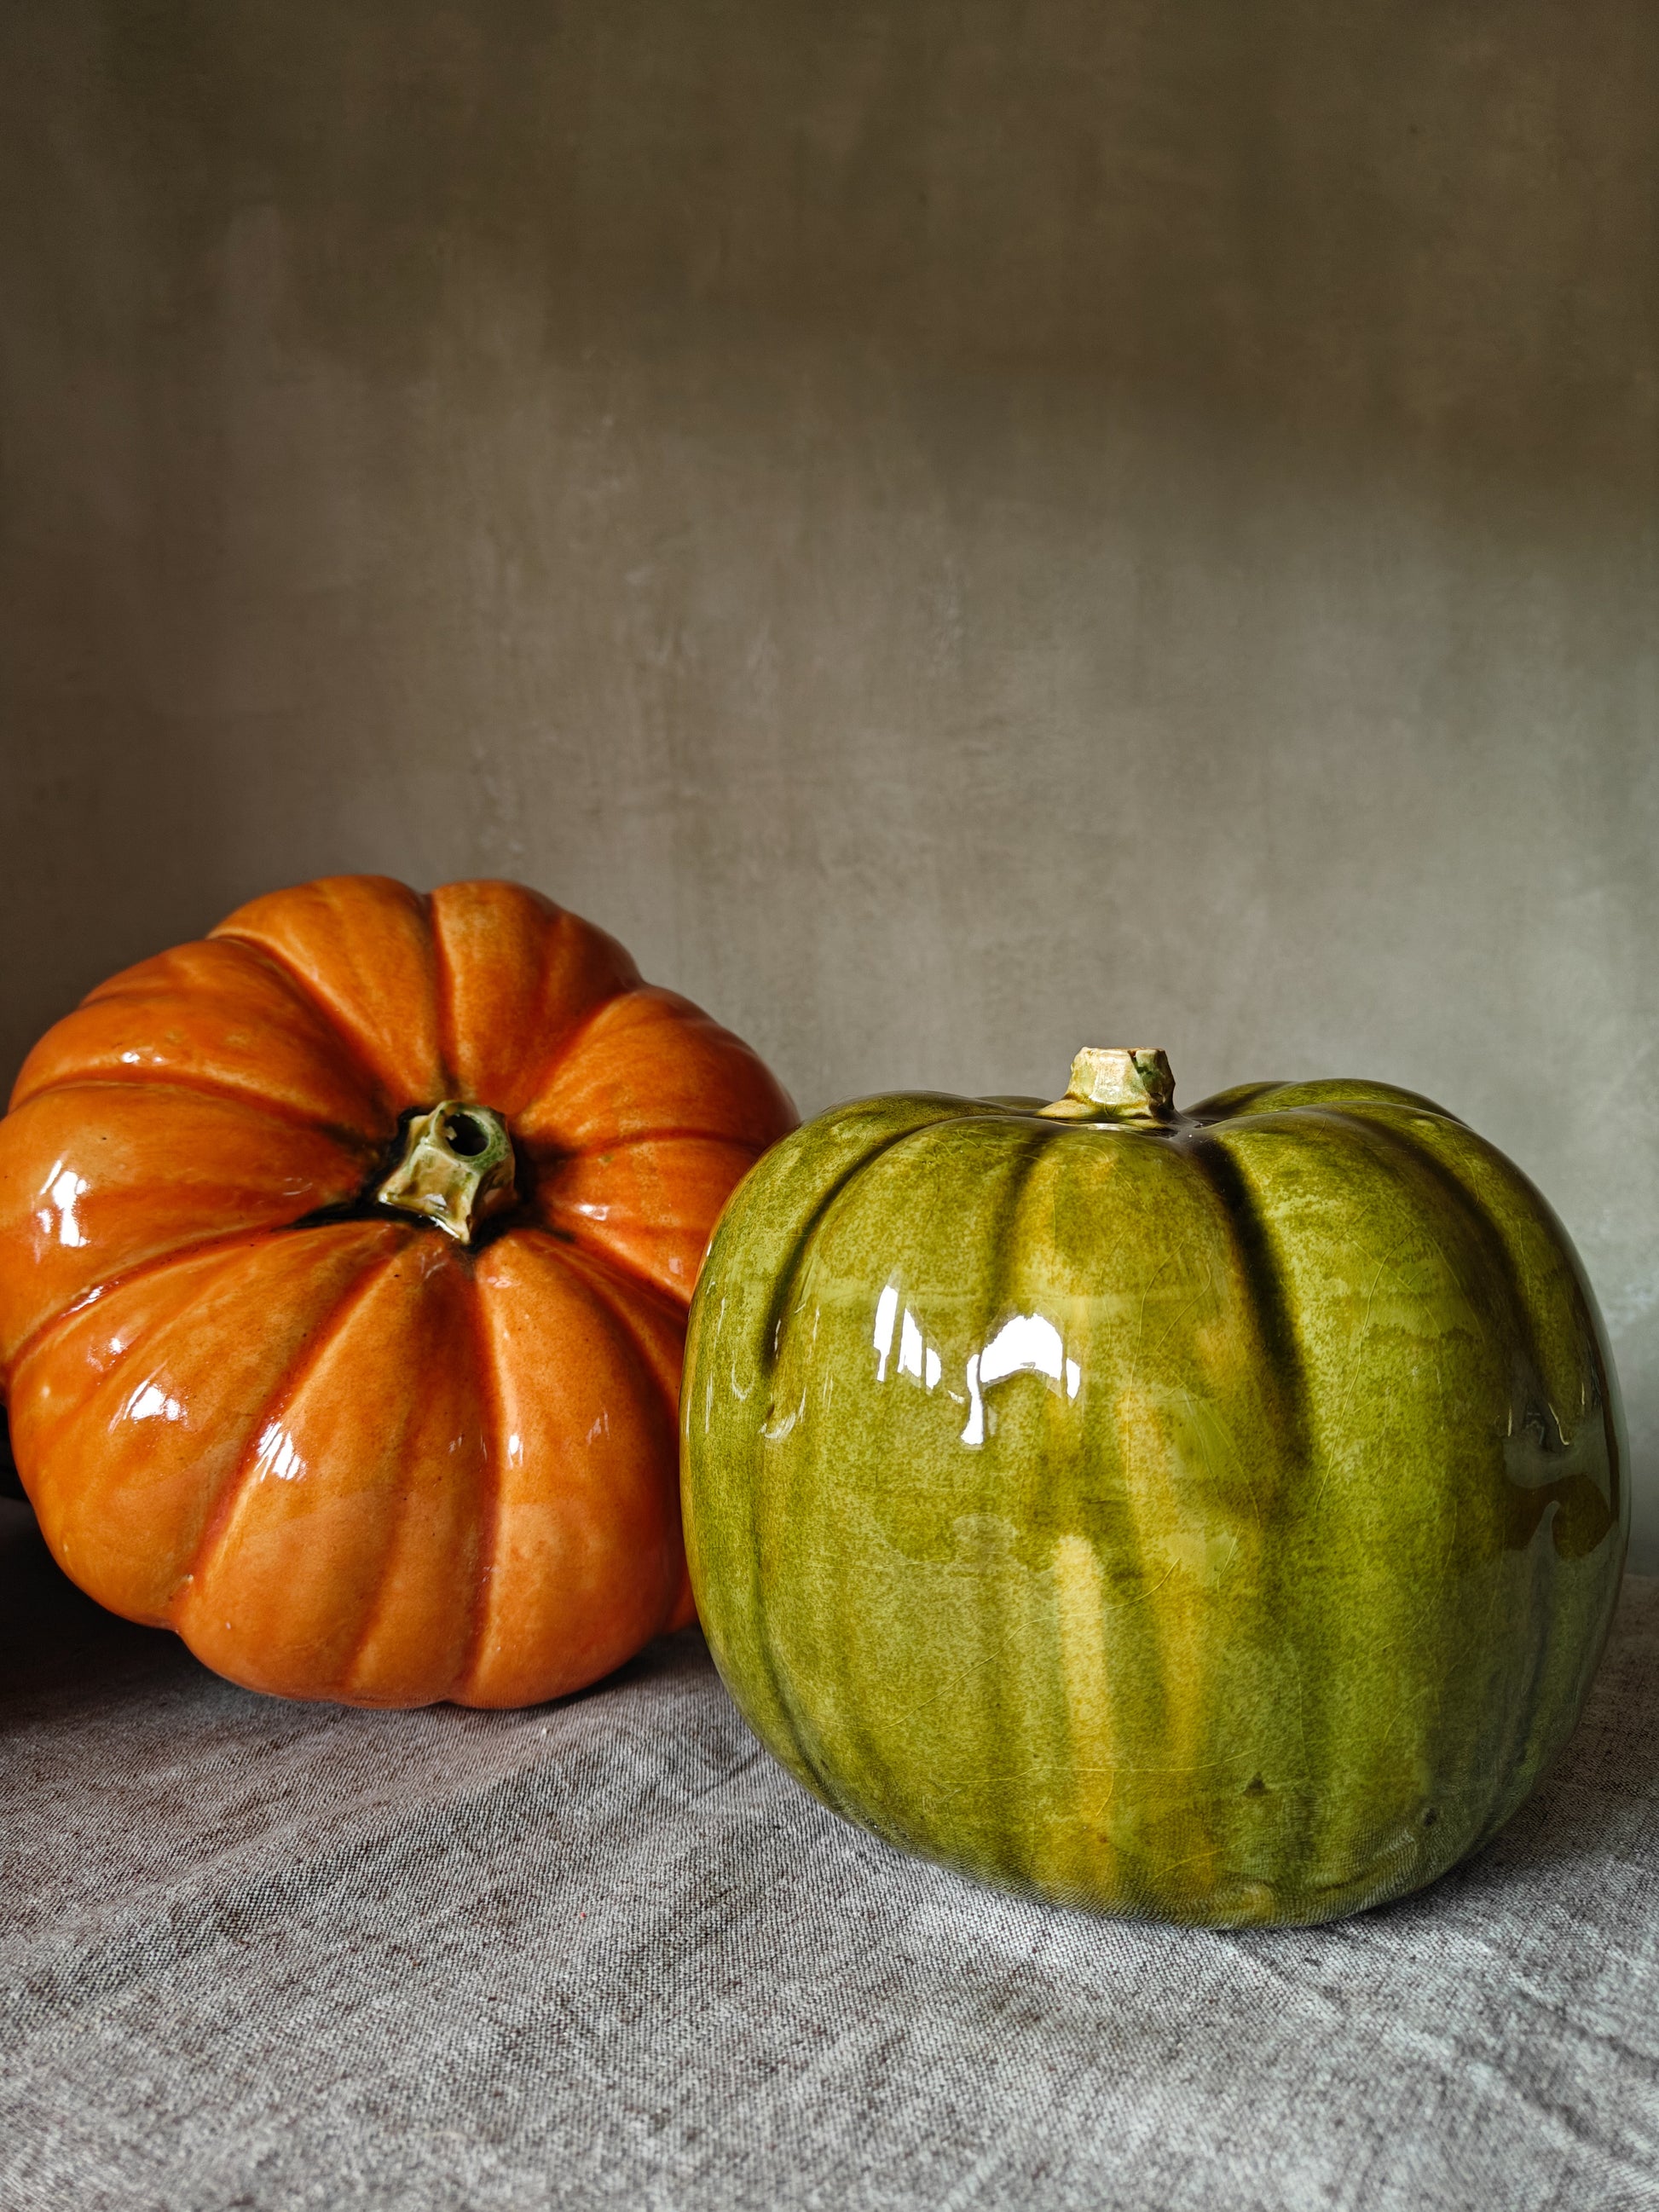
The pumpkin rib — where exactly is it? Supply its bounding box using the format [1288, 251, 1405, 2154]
[1305, 1108, 1621, 1592]
[0, 1223, 316, 1400]
[536, 1128, 777, 1160]
[212, 928, 449, 1108]
[176, 1241, 409, 1606]
[980, 1125, 1091, 1879]
[516, 987, 799, 1159]
[731, 1106, 993, 1816]
[679, 1097, 990, 1812]
[7, 1065, 384, 1145]
[426, 887, 516, 1114]
[211, 936, 409, 1112]
[751, 1108, 992, 1400]
[505, 1220, 680, 1326]
[1185, 1108, 1471, 1872]
[212, 877, 448, 1107]
[1268, 1105, 1563, 1539]
[1585, 1326, 1625, 1532]
[460, 1231, 685, 1704]
[532, 1133, 777, 1308]
[508, 976, 645, 1127]
[1180, 1127, 1315, 1485]
[14, 1222, 406, 1632]
[175, 1233, 489, 1706]
[427, 897, 468, 1100]
[1208, 1100, 1620, 1899]
[327, 1489, 421, 1707]
[450, 1264, 506, 1703]
[292, 1244, 477, 1705]
[531, 1231, 697, 1648]
[3, 1232, 215, 1395]
[428, 885, 641, 1119]
[1191, 1078, 1465, 1128]
[506, 986, 637, 1123]
[11, 936, 398, 1135]
[796, 1118, 1060, 1859]
[544, 1237, 685, 1434]
[1299, 1105, 1585, 1436]
[0, 1079, 375, 1372]
[502, 1229, 690, 1649]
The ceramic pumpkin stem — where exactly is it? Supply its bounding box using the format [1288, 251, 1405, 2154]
[376, 1100, 517, 1243]
[1038, 1047, 1175, 1123]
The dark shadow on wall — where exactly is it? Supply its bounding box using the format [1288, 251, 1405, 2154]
[0, 1499, 184, 1718]
[0, 1412, 22, 1502]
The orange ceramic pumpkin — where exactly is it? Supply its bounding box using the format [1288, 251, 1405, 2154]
[0, 875, 795, 1707]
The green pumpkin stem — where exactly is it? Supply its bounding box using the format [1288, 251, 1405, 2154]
[1038, 1047, 1176, 1123]
[376, 1101, 517, 1242]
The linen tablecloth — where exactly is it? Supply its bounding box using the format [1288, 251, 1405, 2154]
[4, 1499, 1656, 2211]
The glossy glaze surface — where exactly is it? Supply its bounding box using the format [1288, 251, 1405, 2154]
[0, 875, 796, 1707]
[682, 1059, 1626, 1926]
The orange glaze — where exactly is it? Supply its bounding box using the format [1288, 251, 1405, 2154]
[0, 875, 796, 1707]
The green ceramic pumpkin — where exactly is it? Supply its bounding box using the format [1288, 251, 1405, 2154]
[681, 1048, 1626, 1927]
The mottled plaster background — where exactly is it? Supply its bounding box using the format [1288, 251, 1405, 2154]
[3, 3, 1656, 1551]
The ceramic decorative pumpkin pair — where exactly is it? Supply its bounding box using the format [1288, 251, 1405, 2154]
[0, 886, 1627, 1930]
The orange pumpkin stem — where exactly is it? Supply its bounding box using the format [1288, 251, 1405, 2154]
[376, 1101, 517, 1243]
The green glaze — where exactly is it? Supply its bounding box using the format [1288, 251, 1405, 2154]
[680, 1053, 1627, 1927]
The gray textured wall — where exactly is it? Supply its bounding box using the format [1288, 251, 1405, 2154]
[4, 4, 1657, 1553]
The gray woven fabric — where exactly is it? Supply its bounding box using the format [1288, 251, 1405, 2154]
[3, 1499, 1656, 2212]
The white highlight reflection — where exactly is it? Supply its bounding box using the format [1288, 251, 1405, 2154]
[873, 1285, 899, 1380]
[898, 1308, 924, 1381]
[962, 1314, 1082, 1446]
[126, 1382, 185, 1424]
[38, 1163, 90, 1249]
[875, 1288, 1078, 1440]
[252, 1419, 304, 1483]
[875, 1285, 945, 1397]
